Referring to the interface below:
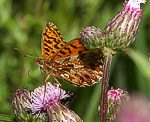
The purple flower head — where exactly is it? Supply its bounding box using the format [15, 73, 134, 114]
[27, 82, 69, 113]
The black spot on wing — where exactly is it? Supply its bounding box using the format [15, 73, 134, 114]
[44, 47, 50, 52]
[64, 47, 71, 53]
[43, 43, 52, 50]
[70, 44, 77, 49]
[59, 50, 66, 55]
[44, 39, 52, 44]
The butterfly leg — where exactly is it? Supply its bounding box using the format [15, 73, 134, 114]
[54, 77, 61, 86]
[43, 75, 50, 102]
[44, 74, 50, 83]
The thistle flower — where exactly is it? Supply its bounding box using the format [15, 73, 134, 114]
[107, 88, 129, 102]
[28, 83, 69, 113]
[117, 95, 150, 122]
[29, 82, 82, 121]
[101, 88, 129, 122]
[12, 82, 82, 122]
[104, 0, 146, 52]
[80, 26, 105, 50]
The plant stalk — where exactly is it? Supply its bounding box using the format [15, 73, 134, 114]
[100, 54, 112, 122]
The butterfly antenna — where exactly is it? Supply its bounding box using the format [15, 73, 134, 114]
[12, 47, 35, 58]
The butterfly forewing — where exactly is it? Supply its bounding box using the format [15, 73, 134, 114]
[42, 22, 67, 61]
[51, 38, 86, 62]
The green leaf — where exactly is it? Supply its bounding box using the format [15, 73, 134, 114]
[127, 49, 150, 81]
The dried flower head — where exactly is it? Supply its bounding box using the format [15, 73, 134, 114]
[104, 0, 146, 52]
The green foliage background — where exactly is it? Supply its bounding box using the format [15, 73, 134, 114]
[0, 0, 150, 121]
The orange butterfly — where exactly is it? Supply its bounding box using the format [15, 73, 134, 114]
[34, 22, 104, 86]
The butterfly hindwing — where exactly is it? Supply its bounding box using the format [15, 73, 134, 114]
[52, 39, 104, 86]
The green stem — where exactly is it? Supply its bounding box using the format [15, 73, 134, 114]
[100, 54, 112, 122]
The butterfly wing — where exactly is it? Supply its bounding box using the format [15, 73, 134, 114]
[52, 38, 104, 86]
[42, 22, 67, 61]
[51, 38, 85, 62]
[41, 22, 104, 86]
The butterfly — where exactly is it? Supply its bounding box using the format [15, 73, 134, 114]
[34, 22, 104, 87]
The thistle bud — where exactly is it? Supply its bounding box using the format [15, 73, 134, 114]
[104, 0, 146, 51]
[47, 103, 82, 122]
[12, 89, 32, 121]
[106, 88, 129, 122]
[80, 26, 105, 50]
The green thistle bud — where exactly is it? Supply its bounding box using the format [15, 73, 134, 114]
[106, 88, 129, 122]
[80, 26, 105, 50]
[104, 0, 146, 52]
[12, 89, 32, 121]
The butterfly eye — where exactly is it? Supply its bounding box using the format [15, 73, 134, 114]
[34, 58, 43, 66]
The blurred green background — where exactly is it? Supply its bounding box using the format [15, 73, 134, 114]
[0, 0, 150, 121]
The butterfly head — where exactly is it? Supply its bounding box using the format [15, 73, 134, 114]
[34, 57, 44, 68]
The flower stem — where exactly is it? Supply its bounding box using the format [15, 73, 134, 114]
[100, 54, 112, 122]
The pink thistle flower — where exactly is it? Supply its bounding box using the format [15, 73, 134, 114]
[107, 88, 129, 102]
[28, 82, 82, 121]
[28, 82, 69, 113]
[106, 88, 130, 122]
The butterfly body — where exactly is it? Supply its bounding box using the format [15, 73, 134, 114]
[34, 57, 57, 77]
[35, 22, 104, 87]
